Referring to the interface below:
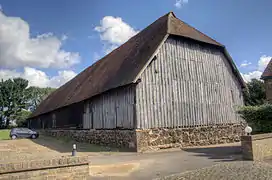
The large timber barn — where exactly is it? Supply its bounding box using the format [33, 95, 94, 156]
[28, 12, 246, 152]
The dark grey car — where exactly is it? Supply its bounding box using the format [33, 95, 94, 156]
[10, 128, 39, 139]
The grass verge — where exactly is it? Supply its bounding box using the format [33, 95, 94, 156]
[0, 129, 10, 140]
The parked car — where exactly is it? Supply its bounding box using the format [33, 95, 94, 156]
[10, 128, 39, 139]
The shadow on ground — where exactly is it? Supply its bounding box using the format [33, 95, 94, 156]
[31, 135, 132, 153]
[181, 145, 243, 162]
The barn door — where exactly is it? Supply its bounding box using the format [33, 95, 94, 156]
[83, 102, 93, 129]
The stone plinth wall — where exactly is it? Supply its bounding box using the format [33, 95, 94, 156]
[136, 124, 244, 152]
[0, 156, 89, 180]
[40, 125, 244, 152]
[241, 133, 272, 161]
[41, 129, 137, 150]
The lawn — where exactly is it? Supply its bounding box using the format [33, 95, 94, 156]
[0, 129, 10, 140]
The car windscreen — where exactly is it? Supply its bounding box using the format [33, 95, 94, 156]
[11, 128, 18, 132]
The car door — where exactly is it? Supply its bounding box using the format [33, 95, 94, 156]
[20, 128, 31, 138]
[15, 128, 24, 138]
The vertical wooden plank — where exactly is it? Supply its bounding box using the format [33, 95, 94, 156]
[133, 36, 244, 129]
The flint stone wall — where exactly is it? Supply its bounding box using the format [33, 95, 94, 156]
[40, 124, 244, 152]
[0, 156, 89, 180]
[136, 124, 245, 152]
[41, 129, 137, 151]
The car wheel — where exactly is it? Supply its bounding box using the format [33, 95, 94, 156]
[11, 135, 17, 140]
[31, 134, 36, 139]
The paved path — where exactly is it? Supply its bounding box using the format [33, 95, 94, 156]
[89, 144, 243, 180]
[0, 136, 124, 163]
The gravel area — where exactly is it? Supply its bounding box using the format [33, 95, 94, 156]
[0, 136, 117, 163]
[159, 161, 272, 180]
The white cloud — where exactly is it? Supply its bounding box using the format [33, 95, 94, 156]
[0, 67, 76, 88]
[94, 16, 138, 54]
[242, 71, 262, 82]
[61, 34, 68, 41]
[0, 11, 80, 69]
[240, 60, 252, 68]
[258, 55, 271, 71]
[241, 55, 271, 82]
[174, 0, 188, 9]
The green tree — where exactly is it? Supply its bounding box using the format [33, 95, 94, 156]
[0, 78, 29, 127]
[12, 110, 32, 127]
[237, 104, 272, 134]
[26, 87, 55, 112]
[243, 79, 266, 106]
[0, 78, 56, 127]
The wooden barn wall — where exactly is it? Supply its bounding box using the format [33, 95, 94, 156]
[54, 102, 84, 128]
[136, 36, 244, 129]
[83, 85, 136, 129]
[29, 102, 84, 129]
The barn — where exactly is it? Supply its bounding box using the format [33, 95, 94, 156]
[261, 59, 272, 103]
[28, 12, 246, 152]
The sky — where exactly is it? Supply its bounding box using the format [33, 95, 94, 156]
[0, 0, 271, 88]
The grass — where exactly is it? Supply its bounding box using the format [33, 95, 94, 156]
[0, 129, 10, 140]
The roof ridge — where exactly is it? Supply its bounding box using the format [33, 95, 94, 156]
[166, 12, 173, 34]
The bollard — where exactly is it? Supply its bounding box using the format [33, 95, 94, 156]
[72, 144, 77, 156]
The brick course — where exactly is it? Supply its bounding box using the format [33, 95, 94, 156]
[0, 156, 89, 180]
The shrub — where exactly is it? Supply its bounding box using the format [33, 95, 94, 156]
[237, 104, 272, 134]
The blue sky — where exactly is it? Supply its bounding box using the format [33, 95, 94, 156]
[0, 0, 271, 87]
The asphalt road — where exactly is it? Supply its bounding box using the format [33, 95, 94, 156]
[89, 144, 244, 180]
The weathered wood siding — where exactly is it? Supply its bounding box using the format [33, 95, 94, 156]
[83, 85, 136, 129]
[136, 36, 244, 129]
[29, 102, 84, 129]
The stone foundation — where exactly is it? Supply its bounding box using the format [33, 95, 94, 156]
[41, 129, 137, 151]
[40, 124, 244, 152]
[136, 124, 245, 152]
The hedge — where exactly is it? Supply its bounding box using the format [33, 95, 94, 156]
[237, 104, 272, 134]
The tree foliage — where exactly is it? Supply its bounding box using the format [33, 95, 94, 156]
[0, 78, 56, 128]
[0, 78, 29, 127]
[26, 87, 55, 112]
[12, 110, 32, 127]
[243, 79, 266, 106]
[237, 104, 272, 134]
[238, 79, 270, 133]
